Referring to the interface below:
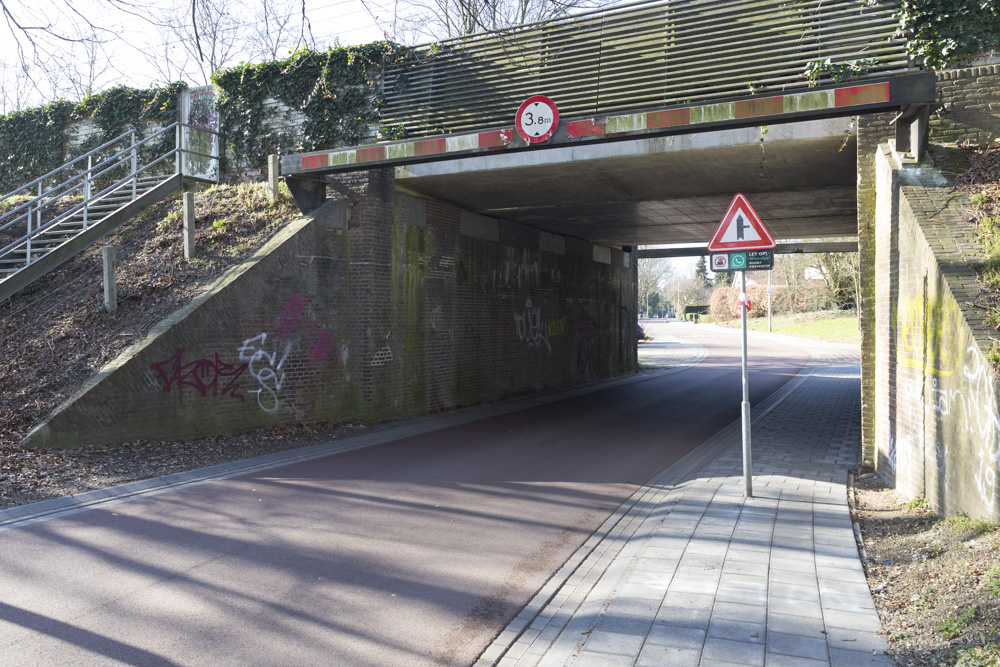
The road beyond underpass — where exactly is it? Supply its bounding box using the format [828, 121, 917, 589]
[0, 321, 812, 666]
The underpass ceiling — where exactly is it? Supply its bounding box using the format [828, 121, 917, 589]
[391, 118, 859, 247]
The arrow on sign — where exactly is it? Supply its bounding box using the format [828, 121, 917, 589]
[707, 194, 776, 252]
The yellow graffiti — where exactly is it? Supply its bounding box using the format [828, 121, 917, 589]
[897, 295, 963, 376]
[548, 316, 568, 337]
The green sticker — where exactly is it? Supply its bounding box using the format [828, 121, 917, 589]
[730, 253, 747, 269]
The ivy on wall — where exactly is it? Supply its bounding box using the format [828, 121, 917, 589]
[0, 83, 184, 193]
[213, 42, 414, 179]
[0, 101, 75, 190]
[0, 39, 412, 192]
[898, 0, 1000, 70]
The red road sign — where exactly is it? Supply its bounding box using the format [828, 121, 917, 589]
[707, 193, 775, 252]
[515, 96, 559, 144]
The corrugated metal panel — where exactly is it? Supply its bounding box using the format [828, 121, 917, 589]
[381, 0, 910, 136]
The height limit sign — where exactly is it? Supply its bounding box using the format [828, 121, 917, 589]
[711, 249, 774, 271]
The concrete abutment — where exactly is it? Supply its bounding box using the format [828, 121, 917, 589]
[23, 168, 636, 449]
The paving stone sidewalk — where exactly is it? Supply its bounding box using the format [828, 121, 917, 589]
[478, 347, 890, 667]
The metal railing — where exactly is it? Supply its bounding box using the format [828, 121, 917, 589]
[381, 0, 912, 137]
[0, 122, 219, 276]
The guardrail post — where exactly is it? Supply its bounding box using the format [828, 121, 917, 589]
[183, 192, 196, 259]
[176, 124, 183, 176]
[267, 155, 280, 201]
[24, 208, 31, 267]
[103, 246, 117, 313]
[131, 130, 137, 199]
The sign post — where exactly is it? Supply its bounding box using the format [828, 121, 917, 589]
[707, 193, 775, 498]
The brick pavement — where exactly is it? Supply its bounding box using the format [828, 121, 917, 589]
[478, 334, 889, 667]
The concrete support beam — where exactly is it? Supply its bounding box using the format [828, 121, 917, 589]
[102, 246, 117, 313]
[286, 176, 327, 213]
[183, 192, 196, 259]
[893, 105, 930, 160]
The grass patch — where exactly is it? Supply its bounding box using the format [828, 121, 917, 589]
[937, 512, 997, 540]
[953, 642, 1000, 667]
[717, 310, 860, 344]
[983, 565, 1000, 596]
[938, 607, 977, 639]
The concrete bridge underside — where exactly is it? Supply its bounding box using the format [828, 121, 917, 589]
[386, 118, 858, 248]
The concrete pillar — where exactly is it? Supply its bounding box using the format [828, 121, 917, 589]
[183, 192, 196, 259]
[268, 155, 280, 201]
[102, 246, 117, 313]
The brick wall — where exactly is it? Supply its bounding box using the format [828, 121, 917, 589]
[857, 112, 895, 465]
[872, 145, 1000, 520]
[24, 168, 637, 448]
[931, 64, 1000, 146]
[858, 62, 1000, 464]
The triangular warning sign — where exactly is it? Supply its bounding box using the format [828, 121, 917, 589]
[707, 194, 775, 252]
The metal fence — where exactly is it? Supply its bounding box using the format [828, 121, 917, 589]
[381, 0, 910, 137]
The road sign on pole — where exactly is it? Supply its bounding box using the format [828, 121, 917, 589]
[706, 194, 776, 499]
[707, 194, 775, 252]
[515, 96, 560, 144]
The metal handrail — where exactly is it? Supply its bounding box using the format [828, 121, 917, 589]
[0, 130, 141, 208]
[0, 121, 219, 273]
[0, 121, 217, 232]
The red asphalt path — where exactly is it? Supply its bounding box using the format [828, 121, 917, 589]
[0, 326, 809, 666]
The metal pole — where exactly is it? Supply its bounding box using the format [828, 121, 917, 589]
[84, 156, 91, 230]
[741, 270, 753, 498]
[176, 124, 183, 176]
[24, 208, 31, 267]
[131, 130, 137, 199]
[767, 270, 772, 332]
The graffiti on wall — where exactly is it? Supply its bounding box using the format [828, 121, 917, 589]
[577, 308, 598, 376]
[514, 298, 551, 352]
[962, 348, 1000, 508]
[276, 293, 347, 371]
[238, 333, 292, 414]
[150, 349, 247, 405]
[372, 333, 394, 367]
[547, 316, 567, 337]
[150, 292, 347, 414]
[891, 290, 1000, 512]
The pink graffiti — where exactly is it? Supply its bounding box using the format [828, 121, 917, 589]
[276, 294, 307, 338]
[149, 349, 248, 405]
[307, 330, 339, 369]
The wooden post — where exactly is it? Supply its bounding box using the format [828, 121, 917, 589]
[267, 154, 280, 201]
[102, 246, 117, 313]
[183, 192, 196, 259]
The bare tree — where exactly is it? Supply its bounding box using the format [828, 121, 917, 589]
[38, 25, 119, 100]
[637, 256, 673, 318]
[399, 0, 620, 41]
[812, 252, 859, 310]
[251, 0, 314, 61]
[0, 1, 314, 94]
[0, 62, 37, 114]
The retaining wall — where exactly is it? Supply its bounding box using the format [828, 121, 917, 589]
[873, 145, 1000, 520]
[24, 169, 636, 448]
[858, 62, 1000, 465]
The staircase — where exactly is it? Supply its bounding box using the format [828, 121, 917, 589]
[0, 122, 218, 303]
